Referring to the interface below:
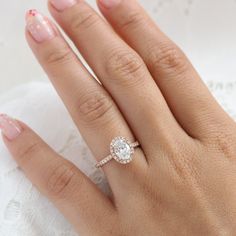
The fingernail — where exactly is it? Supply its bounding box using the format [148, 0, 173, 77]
[98, 0, 121, 9]
[50, 0, 77, 11]
[26, 9, 56, 43]
[0, 114, 22, 141]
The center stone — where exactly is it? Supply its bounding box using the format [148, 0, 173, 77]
[113, 139, 131, 160]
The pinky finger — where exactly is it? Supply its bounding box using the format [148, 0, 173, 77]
[0, 114, 116, 235]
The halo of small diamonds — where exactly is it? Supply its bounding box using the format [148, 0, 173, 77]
[95, 137, 140, 168]
[110, 136, 134, 164]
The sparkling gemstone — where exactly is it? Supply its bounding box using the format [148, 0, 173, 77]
[112, 138, 131, 161]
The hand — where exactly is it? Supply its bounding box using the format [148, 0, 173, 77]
[1, 0, 236, 235]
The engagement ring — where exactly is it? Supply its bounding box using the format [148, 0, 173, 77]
[95, 136, 140, 168]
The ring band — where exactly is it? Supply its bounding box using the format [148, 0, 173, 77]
[95, 136, 140, 168]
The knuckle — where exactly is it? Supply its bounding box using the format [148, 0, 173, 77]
[118, 12, 144, 30]
[47, 163, 77, 198]
[71, 11, 100, 32]
[149, 42, 189, 76]
[17, 141, 44, 166]
[209, 130, 236, 159]
[170, 149, 199, 181]
[44, 46, 73, 66]
[78, 92, 113, 124]
[159, 138, 199, 180]
[106, 50, 144, 82]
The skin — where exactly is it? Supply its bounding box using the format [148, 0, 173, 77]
[3, 0, 236, 235]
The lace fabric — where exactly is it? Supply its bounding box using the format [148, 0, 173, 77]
[0, 82, 110, 236]
[0, 0, 236, 235]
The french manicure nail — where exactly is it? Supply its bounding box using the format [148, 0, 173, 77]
[50, 0, 77, 12]
[98, 0, 121, 9]
[26, 9, 56, 43]
[0, 114, 22, 141]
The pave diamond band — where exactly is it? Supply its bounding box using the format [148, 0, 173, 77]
[95, 137, 140, 168]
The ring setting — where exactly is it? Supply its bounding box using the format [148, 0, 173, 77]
[95, 136, 140, 168]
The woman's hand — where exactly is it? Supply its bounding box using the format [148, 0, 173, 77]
[1, 0, 236, 235]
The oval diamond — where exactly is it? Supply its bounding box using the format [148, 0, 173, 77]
[110, 137, 133, 164]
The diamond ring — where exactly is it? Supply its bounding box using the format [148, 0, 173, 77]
[95, 136, 140, 168]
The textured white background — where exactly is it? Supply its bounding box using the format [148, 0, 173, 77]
[0, 1, 236, 236]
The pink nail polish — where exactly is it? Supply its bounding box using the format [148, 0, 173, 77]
[50, 0, 77, 12]
[98, 0, 121, 9]
[26, 9, 56, 43]
[0, 114, 22, 141]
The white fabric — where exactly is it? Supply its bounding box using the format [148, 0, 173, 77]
[0, 82, 110, 236]
[0, 0, 236, 235]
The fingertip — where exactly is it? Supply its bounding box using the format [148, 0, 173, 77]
[47, 0, 57, 15]
[25, 9, 37, 21]
[25, 9, 57, 43]
[0, 114, 23, 142]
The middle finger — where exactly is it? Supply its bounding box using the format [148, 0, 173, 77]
[48, 0, 186, 154]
